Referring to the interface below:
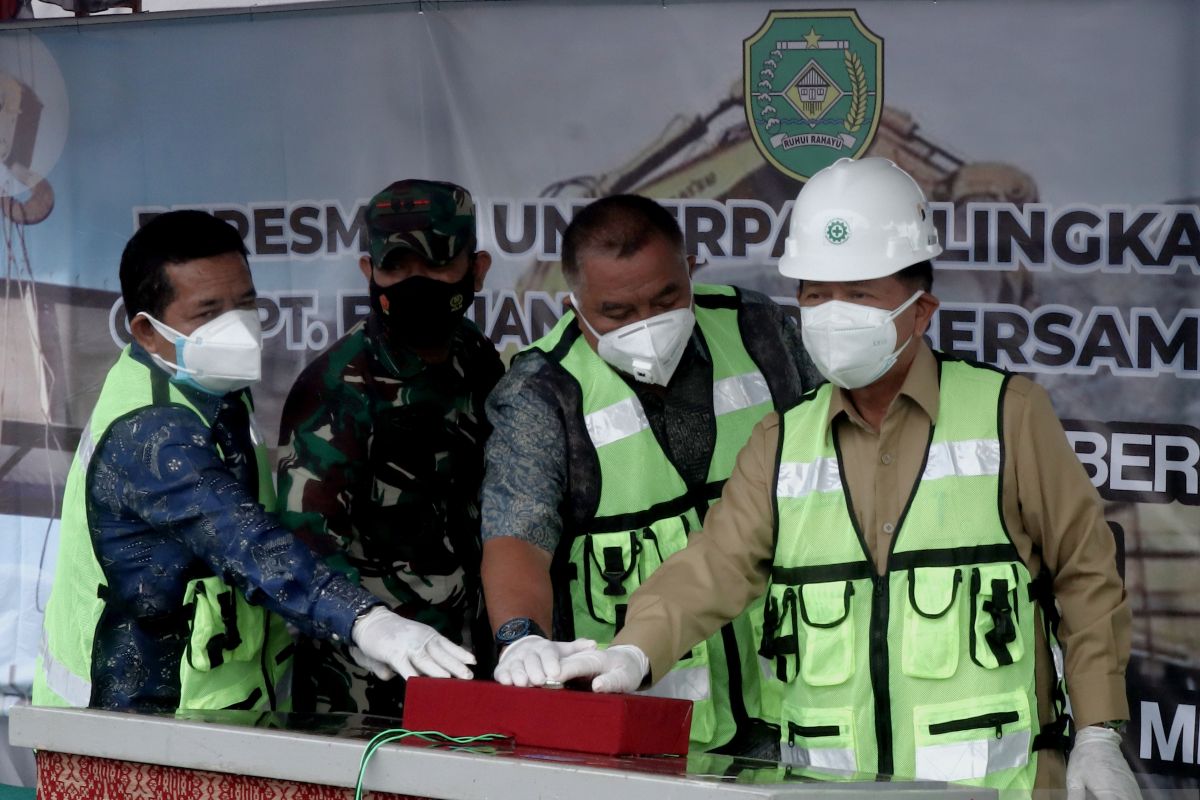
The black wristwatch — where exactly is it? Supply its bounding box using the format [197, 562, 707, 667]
[495, 617, 546, 648]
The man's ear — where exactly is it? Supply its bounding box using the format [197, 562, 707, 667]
[359, 255, 373, 283]
[686, 254, 697, 276]
[129, 312, 162, 356]
[912, 291, 941, 338]
[472, 251, 492, 291]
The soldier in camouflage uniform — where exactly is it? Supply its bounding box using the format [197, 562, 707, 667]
[277, 179, 503, 716]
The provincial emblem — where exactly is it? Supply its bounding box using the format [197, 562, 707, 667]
[743, 10, 883, 182]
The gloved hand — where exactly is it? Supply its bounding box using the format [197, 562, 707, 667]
[1066, 725, 1142, 800]
[558, 644, 649, 693]
[350, 606, 475, 680]
[348, 645, 395, 680]
[494, 635, 596, 687]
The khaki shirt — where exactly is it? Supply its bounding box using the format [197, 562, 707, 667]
[614, 341, 1131, 785]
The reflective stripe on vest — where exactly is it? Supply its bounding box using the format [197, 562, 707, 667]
[38, 629, 91, 707]
[767, 358, 1040, 789]
[585, 369, 770, 450]
[915, 728, 1030, 783]
[776, 438, 1002, 501]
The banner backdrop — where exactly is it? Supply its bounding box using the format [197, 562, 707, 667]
[1, 0, 1197, 784]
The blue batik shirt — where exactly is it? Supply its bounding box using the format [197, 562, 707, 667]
[85, 344, 379, 711]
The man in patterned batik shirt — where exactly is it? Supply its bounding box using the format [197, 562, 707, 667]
[277, 179, 503, 716]
[34, 210, 475, 715]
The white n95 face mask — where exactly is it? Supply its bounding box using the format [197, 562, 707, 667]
[139, 308, 263, 395]
[800, 290, 923, 390]
[570, 294, 696, 387]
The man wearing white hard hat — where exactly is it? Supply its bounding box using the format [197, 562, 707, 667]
[559, 158, 1139, 796]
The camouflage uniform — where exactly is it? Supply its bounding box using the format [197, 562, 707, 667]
[276, 180, 503, 717]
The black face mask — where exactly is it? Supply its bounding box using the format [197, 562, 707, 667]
[369, 265, 475, 350]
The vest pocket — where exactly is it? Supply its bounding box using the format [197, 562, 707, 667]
[183, 576, 264, 671]
[760, 584, 799, 683]
[901, 567, 962, 679]
[780, 707, 857, 774]
[969, 564, 1025, 669]
[567, 531, 641, 641]
[912, 691, 1031, 783]
[797, 580, 855, 687]
[567, 517, 689, 643]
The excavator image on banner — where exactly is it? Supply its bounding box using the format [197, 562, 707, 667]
[516, 78, 1039, 306]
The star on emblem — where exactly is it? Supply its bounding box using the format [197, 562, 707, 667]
[803, 27, 823, 48]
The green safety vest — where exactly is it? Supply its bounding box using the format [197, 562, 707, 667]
[33, 347, 293, 712]
[529, 284, 779, 751]
[764, 357, 1047, 789]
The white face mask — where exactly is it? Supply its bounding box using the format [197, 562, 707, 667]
[570, 294, 696, 387]
[139, 308, 263, 395]
[800, 290, 923, 390]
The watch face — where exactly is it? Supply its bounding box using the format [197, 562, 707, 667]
[496, 617, 538, 644]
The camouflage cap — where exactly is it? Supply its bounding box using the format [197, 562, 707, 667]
[364, 179, 476, 267]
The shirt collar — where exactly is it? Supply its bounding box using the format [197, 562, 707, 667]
[824, 338, 940, 433]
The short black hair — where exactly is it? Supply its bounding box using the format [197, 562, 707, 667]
[895, 260, 934, 293]
[120, 210, 249, 321]
[561, 194, 685, 287]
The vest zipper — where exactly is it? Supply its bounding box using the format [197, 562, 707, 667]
[929, 710, 1019, 739]
[869, 574, 893, 776]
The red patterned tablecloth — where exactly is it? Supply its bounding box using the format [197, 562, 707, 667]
[36, 750, 429, 800]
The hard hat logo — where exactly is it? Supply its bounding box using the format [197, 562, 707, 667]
[825, 219, 850, 245]
[742, 10, 884, 182]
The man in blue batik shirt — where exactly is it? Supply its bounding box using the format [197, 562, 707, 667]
[34, 210, 476, 713]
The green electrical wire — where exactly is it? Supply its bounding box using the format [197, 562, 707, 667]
[354, 728, 508, 799]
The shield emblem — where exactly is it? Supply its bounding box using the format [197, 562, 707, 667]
[743, 10, 884, 182]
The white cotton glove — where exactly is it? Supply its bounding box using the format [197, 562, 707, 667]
[1066, 725, 1142, 800]
[558, 644, 650, 693]
[493, 635, 597, 687]
[348, 645, 395, 680]
[350, 606, 476, 680]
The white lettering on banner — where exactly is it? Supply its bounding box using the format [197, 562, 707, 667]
[929, 303, 1200, 379]
[1140, 701, 1197, 764]
[1064, 421, 1200, 505]
[769, 132, 849, 150]
[133, 200, 1200, 273]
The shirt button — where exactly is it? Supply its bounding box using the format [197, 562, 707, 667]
[881, 453, 893, 465]
[882, 522, 895, 534]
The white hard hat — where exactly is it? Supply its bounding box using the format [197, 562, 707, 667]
[778, 157, 943, 281]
